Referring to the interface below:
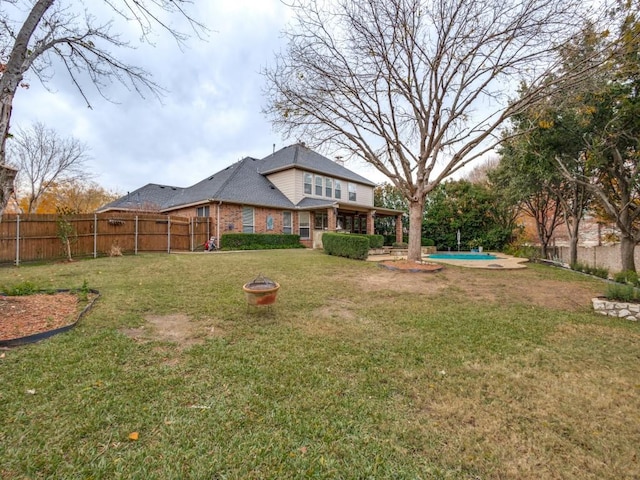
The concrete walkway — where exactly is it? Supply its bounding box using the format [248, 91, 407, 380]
[367, 252, 529, 270]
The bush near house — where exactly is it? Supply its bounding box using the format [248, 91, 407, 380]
[220, 233, 304, 250]
[353, 234, 384, 249]
[322, 233, 370, 260]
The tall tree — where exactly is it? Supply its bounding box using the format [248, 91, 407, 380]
[9, 122, 89, 213]
[264, 0, 604, 261]
[556, 3, 640, 271]
[0, 0, 204, 215]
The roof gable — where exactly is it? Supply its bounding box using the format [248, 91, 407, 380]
[258, 143, 376, 186]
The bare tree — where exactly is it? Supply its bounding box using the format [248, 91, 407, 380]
[0, 0, 205, 215]
[9, 122, 89, 213]
[264, 0, 606, 261]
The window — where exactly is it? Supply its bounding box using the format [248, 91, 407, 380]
[196, 205, 210, 217]
[299, 212, 310, 239]
[283, 211, 292, 234]
[348, 183, 357, 202]
[315, 176, 323, 196]
[242, 207, 254, 233]
[314, 212, 328, 229]
[303, 173, 312, 195]
[325, 178, 332, 197]
[334, 180, 342, 199]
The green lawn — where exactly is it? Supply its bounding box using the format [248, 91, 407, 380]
[1, 250, 638, 479]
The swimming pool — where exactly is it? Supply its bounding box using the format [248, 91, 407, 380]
[428, 252, 498, 260]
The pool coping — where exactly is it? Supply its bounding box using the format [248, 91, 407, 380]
[367, 252, 529, 270]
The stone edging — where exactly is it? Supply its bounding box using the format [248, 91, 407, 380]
[592, 297, 640, 321]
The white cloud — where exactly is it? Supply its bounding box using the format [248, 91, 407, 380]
[8, 0, 294, 196]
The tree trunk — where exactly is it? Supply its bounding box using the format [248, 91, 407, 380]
[620, 235, 636, 272]
[407, 197, 425, 262]
[567, 218, 581, 266]
[569, 234, 579, 266]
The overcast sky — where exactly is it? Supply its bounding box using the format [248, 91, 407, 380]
[8, 0, 386, 196]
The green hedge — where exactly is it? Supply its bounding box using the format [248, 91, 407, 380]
[220, 233, 304, 250]
[353, 234, 384, 249]
[322, 233, 369, 260]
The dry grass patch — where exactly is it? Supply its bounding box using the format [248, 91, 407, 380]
[120, 313, 226, 350]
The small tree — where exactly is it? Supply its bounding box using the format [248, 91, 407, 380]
[56, 206, 76, 261]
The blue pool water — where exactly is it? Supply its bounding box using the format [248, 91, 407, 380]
[428, 252, 497, 260]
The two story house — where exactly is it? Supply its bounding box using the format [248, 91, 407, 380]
[99, 143, 404, 248]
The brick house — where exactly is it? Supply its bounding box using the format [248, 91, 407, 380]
[98, 143, 404, 248]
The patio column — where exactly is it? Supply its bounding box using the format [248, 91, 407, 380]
[366, 211, 375, 234]
[328, 207, 337, 231]
[395, 214, 403, 243]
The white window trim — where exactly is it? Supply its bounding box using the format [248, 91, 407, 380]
[242, 206, 255, 233]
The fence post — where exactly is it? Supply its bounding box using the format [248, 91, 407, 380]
[135, 216, 139, 255]
[190, 217, 194, 252]
[15, 214, 20, 266]
[167, 215, 171, 253]
[93, 213, 98, 258]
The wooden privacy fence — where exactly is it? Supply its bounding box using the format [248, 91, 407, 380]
[0, 213, 213, 265]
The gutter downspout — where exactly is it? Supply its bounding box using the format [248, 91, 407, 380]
[217, 201, 222, 247]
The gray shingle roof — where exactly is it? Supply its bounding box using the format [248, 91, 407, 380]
[99, 144, 377, 212]
[98, 183, 185, 212]
[164, 156, 294, 209]
[258, 143, 376, 186]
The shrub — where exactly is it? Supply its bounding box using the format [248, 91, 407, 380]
[392, 242, 408, 248]
[322, 233, 369, 260]
[570, 262, 585, 273]
[1, 281, 39, 296]
[504, 242, 540, 260]
[590, 266, 610, 279]
[613, 270, 639, 286]
[220, 233, 304, 250]
[353, 234, 384, 249]
[605, 283, 640, 302]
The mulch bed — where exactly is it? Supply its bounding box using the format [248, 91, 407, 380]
[378, 260, 444, 273]
[0, 292, 88, 342]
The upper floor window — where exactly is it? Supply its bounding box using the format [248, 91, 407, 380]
[334, 180, 342, 199]
[196, 205, 210, 217]
[348, 183, 357, 202]
[315, 175, 323, 196]
[325, 178, 332, 198]
[303, 173, 312, 195]
[242, 206, 254, 233]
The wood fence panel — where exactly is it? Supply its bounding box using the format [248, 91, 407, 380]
[0, 213, 199, 264]
[192, 217, 211, 250]
[96, 214, 138, 255]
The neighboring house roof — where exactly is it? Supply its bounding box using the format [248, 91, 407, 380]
[99, 183, 185, 212]
[258, 143, 376, 187]
[98, 144, 379, 213]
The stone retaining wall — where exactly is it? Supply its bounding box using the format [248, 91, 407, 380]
[592, 297, 640, 321]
